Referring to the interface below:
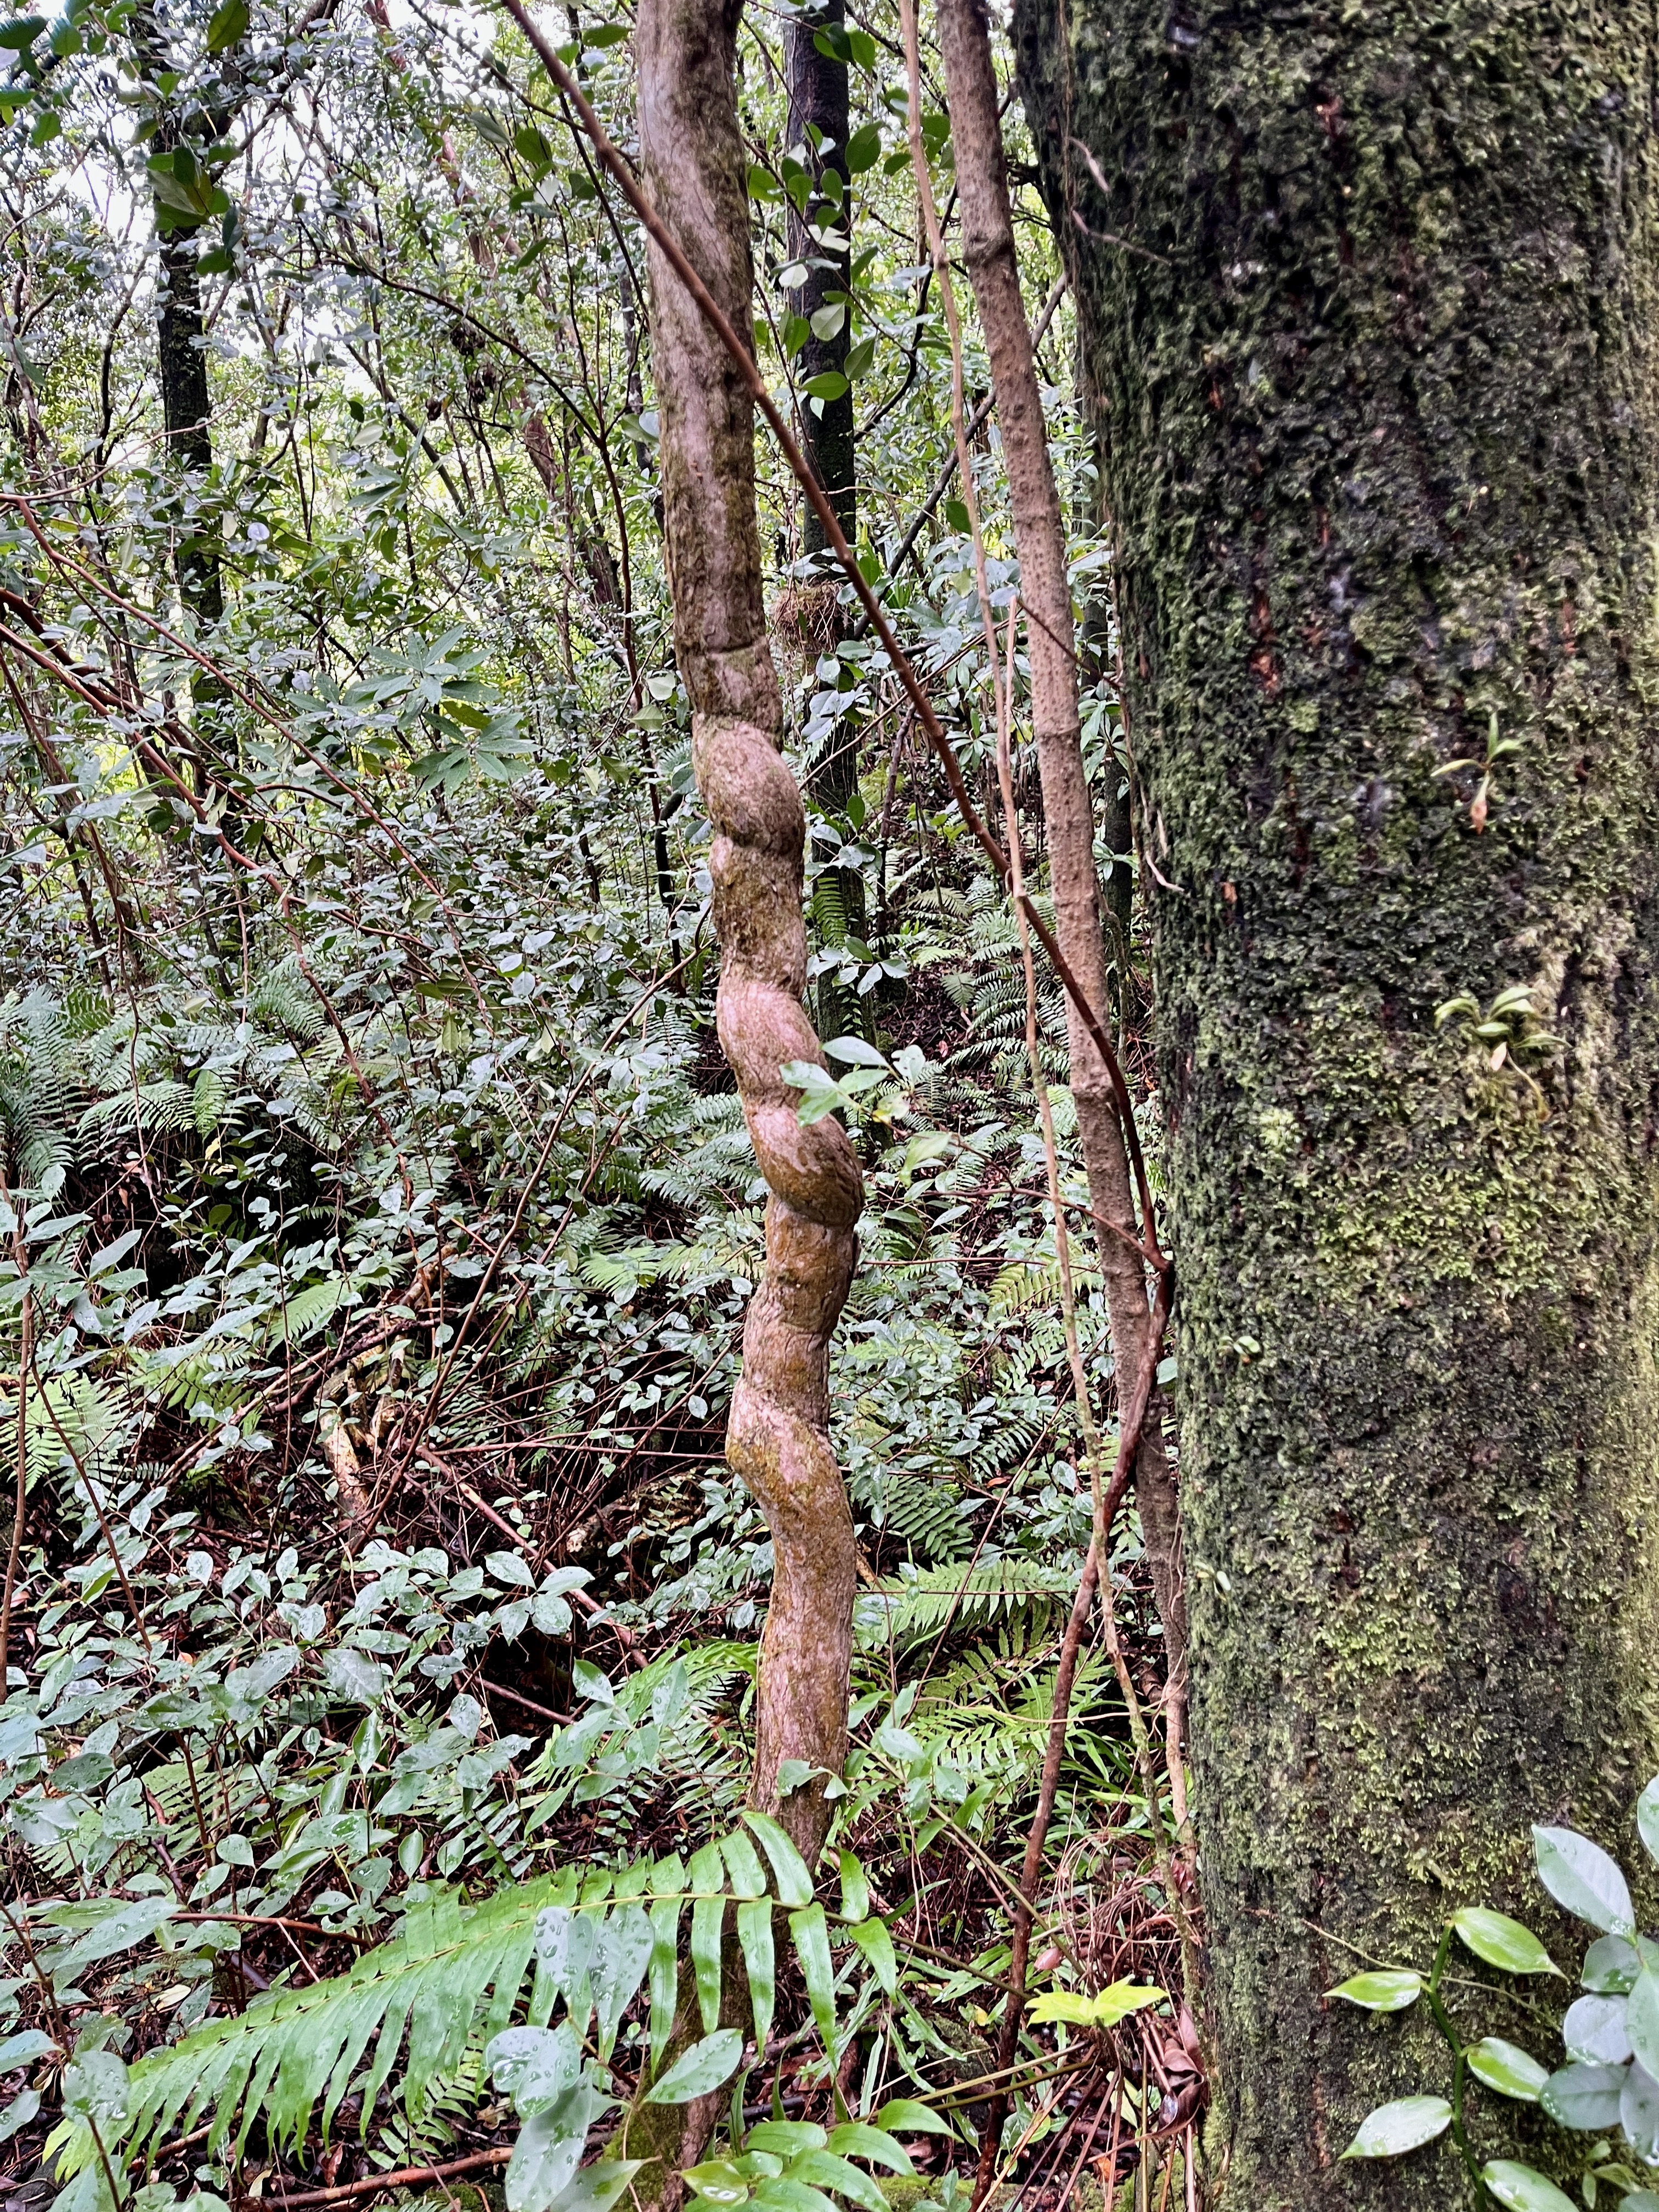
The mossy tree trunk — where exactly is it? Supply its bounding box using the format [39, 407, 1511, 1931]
[1014, 1, 1659, 2202]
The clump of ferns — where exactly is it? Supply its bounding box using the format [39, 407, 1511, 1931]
[0, 990, 81, 1182]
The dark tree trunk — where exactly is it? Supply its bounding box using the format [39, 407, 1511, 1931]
[787, 0, 865, 1033]
[156, 225, 234, 797]
[1015, 1, 1659, 2202]
[136, 0, 235, 788]
[157, 233, 224, 635]
[786, 0, 854, 567]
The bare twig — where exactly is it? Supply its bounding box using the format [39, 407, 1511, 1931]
[870, 271, 1066, 591]
[970, 1267, 1171, 2205]
[479, 1678, 571, 1725]
[250, 2147, 513, 2209]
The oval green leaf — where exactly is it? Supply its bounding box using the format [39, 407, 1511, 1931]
[844, 122, 882, 174]
[1626, 2058, 1659, 2164]
[1467, 2038, 1549, 2102]
[745, 2123, 826, 2157]
[1564, 1994, 1632, 2067]
[1541, 2061, 1628, 2131]
[681, 2162, 751, 2208]
[0, 2030, 59, 2070]
[825, 2124, 912, 2177]
[549, 2164, 646, 2212]
[1481, 2162, 1578, 2212]
[205, 0, 247, 52]
[1534, 1825, 1635, 1937]
[788, 2153, 887, 2212]
[505, 2081, 601, 2212]
[0, 2088, 40, 2147]
[872, 2099, 951, 2138]
[1338, 2096, 1452, 2159]
[1638, 1776, 1659, 1872]
[1585, 1935, 1642, 1995]
[644, 2031, 744, 2107]
[1629, 1970, 1659, 2079]
[1326, 1971, 1423, 2013]
[62, 2051, 128, 2127]
[749, 2182, 838, 2212]
[1451, 1906, 1561, 1977]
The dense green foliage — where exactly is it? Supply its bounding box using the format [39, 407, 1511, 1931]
[0, 0, 1186, 2206]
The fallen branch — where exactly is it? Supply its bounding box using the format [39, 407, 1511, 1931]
[250, 2146, 512, 2209]
[479, 1677, 571, 1724]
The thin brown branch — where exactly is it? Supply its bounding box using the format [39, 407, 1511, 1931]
[251, 2148, 512, 2210]
[970, 1263, 1173, 2206]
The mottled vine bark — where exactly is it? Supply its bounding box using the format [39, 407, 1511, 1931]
[614, 9, 866, 2193]
[637, 0, 862, 1850]
[1014, 0, 1659, 2202]
[936, 0, 1186, 1685]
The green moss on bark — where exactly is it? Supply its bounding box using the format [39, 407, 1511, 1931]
[1013, 1, 1659, 2201]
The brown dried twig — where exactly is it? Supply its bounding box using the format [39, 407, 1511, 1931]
[250, 2146, 513, 2210]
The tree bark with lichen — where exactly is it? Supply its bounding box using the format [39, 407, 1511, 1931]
[1015, 0, 1659, 2202]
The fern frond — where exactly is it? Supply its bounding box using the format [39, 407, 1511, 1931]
[853, 1557, 1076, 1648]
[193, 1068, 229, 1137]
[269, 1276, 358, 1345]
[988, 1260, 1061, 1320]
[52, 1875, 566, 2181]
[251, 958, 325, 1041]
[851, 1469, 973, 1565]
[50, 1810, 809, 2184]
[909, 1652, 1110, 1780]
[811, 871, 848, 950]
[77, 1081, 194, 1143]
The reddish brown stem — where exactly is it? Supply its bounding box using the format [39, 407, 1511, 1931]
[971, 1265, 1173, 2207]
